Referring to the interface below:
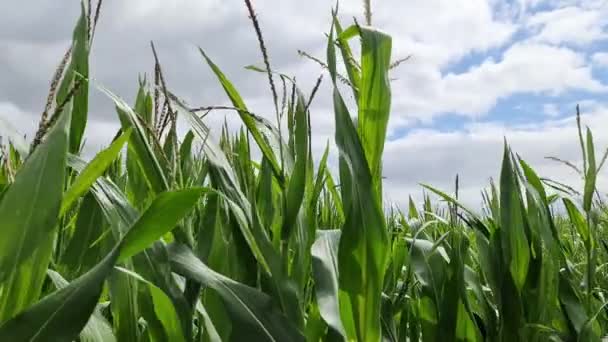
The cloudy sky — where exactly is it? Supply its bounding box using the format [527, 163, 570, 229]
[1, 0, 607, 209]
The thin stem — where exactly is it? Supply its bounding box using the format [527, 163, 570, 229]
[243, 0, 284, 177]
[363, 0, 372, 25]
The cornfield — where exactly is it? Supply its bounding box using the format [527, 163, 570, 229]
[1, 1, 608, 341]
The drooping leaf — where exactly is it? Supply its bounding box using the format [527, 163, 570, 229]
[311, 230, 348, 338]
[0, 189, 204, 341]
[98, 84, 168, 194]
[199, 49, 283, 183]
[47, 270, 116, 342]
[167, 243, 305, 342]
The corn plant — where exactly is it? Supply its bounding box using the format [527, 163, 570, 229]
[0, 1, 607, 341]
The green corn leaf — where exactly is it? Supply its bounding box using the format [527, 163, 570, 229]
[56, 1, 90, 153]
[563, 198, 589, 247]
[499, 144, 530, 292]
[282, 92, 309, 241]
[0, 247, 121, 342]
[0, 104, 71, 284]
[47, 270, 116, 342]
[167, 243, 305, 342]
[349, 26, 392, 201]
[199, 48, 283, 183]
[108, 268, 139, 342]
[175, 98, 271, 274]
[332, 15, 361, 99]
[324, 168, 344, 223]
[0, 189, 204, 341]
[583, 128, 596, 212]
[0, 236, 55, 323]
[311, 142, 330, 209]
[60, 193, 108, 276]
[311, 230, 349, 338]
[328, 29, 390, 341]
[115, 267, 186, 342]
[408, 196, 419, 219]
[559, 272, 591, 337]
[61, 129, 131, 216]
[518, 157, 548, 203]
[98, 84, 168, 194]
[118, 188, 204, 262]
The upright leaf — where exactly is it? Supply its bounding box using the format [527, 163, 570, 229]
[328, 27, 390, 340]
[499, 145, 530, 292]
[0, 106, 71, 283]
[583, 128, 596, 212]
[57, 1, 90, 152]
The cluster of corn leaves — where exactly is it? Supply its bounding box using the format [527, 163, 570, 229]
[1, 2, 608, 341]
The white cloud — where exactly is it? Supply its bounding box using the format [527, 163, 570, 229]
[391, 42, 605, 126]
[593, 52, 608, 68]
[376, 0, 516, 66]
[526, 6, 608, 45]
[543, 103, 560, 117]
[382, 103, 608, 209]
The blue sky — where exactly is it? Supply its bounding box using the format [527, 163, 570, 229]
[0, 0, 607, 208]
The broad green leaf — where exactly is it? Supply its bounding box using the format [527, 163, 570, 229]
[0, 105, 70, 283]
[583, 128, 596, 212]
[47, 270, 116, 342]
[61, 193, 108, 276]
[311, 230, 348, 338]
[408, 196, 419, 219]
[199, 49, 283, 183]
[349, 26, 392, 201]
[175, 99, 271, 274]
[176, 101, 301, 331]
[329, 32, 390, 341]
[518, 157, 548, 202]
[167, 243, 305, 342]
[118, 188, 204, 262]
[324, 168, 344, 223]
[282, 92, 309, 241]
[108, 269, 140, 342]
[563, 198, 588, 239]
[61, 129, 131, 216]
[499, 144, 530, 292]
[559, 273, 591, 337]
[332, 15, 361, 99]
[407, 238, 447, 308]
[0, 236, 55, 322]
[0, 189, 204, 341]
[56, 1, 90, 153]
[311, 142, 330, 208]
[98, 84, 168, 194]
[0, 247, 121, 341]
[115, 267, 186, 342]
